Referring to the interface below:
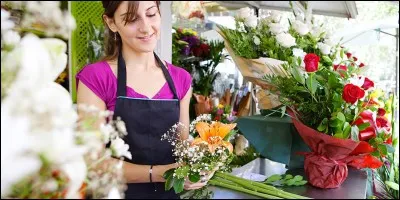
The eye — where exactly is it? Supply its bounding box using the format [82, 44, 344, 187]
[147, 13, 156, 17]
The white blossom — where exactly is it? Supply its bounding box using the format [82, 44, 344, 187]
[292, 48, 306, 67]
[268, 23, 287, 35]
[276, 33, 296, 48]
[236, 7, 252, 19]
[292, 20, 310, 36]
[253, 36, 260, 45]
[237, 22, 246, 33]
[1, 9, 15, 33]
[111, 137, 132, 159]
[107, 187, 122, 199]
[2, 30, 20, 47]
[244, 15, 258, 28]
[317, 42, 331, 55]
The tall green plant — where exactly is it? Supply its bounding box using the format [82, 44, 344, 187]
[87, 20, 105, 64]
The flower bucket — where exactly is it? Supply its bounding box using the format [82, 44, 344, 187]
[287, 109, 383, 189]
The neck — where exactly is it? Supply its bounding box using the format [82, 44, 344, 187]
[121, 45, 157, 71]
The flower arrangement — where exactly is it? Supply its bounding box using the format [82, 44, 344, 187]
[217, 3, 397, 189]
[210, 104, 237, 124]
[1, 2, 131, 198]
[161, 121, 237, 193]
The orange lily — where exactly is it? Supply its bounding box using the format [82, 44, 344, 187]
[192, 122, 236, 153]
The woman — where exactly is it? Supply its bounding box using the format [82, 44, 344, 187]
[76, 1, 213, 199]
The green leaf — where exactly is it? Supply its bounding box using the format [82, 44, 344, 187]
[189, 172, 201, 183]
[165, 173, 175, 191]
[290, 67, 305, 85]
[342, 122, 351, 139]
[163, 168, 175, 180]
[266, 174, 282, 183]
[333, 133, 345, 139]
[383, 143, 395, 153]
[337, 112, 346, 122]
[351, 126, 360, 142]
[340, 48, 344, 59]
[329, 118, 342, 127]
[392, 137, 398, 148]
[306, 74, 318, 95]
[286, 179, 296, 186]
[385, 181, 399, 191]
[317, 118, 328, 132]
[293, 175, 303, 182]
[297, 56, 302, 66]
[377, 144, 388, 155]
[322, 56, 332, 64]
[173, 178, 185, 194]
[175, 166, 190, 178]
[293, 180, 308, 186]
[357, 122, 370, 131]
[284, 174, 293, 180]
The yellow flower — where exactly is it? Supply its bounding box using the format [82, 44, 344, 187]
[370, 89, 384, 99]
[217, 104, 224, 109]
[192, 122, 236, 153]
[182, 28, 198, 36]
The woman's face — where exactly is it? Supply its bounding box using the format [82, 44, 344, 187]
[105, 1, 161, 53]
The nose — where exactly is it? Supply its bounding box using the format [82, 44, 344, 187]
[137, 17, 150, 34]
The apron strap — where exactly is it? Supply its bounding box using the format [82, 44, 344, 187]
[154, 52, 179, 100]
[116, 49, 179, 100]
[117, 48, 127, 97]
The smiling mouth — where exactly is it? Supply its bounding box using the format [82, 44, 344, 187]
[137, 33, 155, 40]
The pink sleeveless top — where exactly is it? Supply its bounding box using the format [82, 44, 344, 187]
[76, 61, 192, 111]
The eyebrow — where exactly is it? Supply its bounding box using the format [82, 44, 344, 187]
[120, 5, 157, 17]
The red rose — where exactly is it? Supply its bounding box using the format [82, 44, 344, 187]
[353, 57, 358, 61]
[352, 110, 377, 141]
[304, 53, 320, 72]
[193, 43, 210, 57]
[376, 116, 389, 129]
[342, 84, 365, 104]
[361, 77, 374, 90]
[334, 64, 347, 77]
[359, 63, 365, 68]
[359, 127, 376, 141]
[346, 52, 352, 59]
[377, 108, 386, 116]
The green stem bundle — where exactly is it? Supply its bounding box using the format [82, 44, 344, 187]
[211, 172, 311, 199]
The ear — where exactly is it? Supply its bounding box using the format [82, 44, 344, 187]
[103, 15, 118, 32]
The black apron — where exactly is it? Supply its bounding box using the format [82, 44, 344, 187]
[113, 51, 180, 199]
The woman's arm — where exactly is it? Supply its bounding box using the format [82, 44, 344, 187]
[179, 87, 193, 140]
[77, 81, 176, 183]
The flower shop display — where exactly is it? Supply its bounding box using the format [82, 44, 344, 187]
[161, 118, 308, 199]
[217, 2, 397, 189]
[1, 2, 131, 198]
[172, 27, 228, 117]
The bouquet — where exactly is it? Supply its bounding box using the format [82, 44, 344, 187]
[1, 2, 131, 198]
[210, 104, 237, 124]
[161, 120, 237, 194]
[217, 3, 397, 188]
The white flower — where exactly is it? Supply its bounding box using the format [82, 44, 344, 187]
[324, 38, 336, 47]
[41, 38, 68, 81]
[292, 20, 309, 36]
[292, 48, 306, 67]
[60, 157, 87, 199]
[1, 9, 15, 32]
[268, 23, 287, 35]
[317, 42, 331, 55]
[349, 74, 365, 87]
[107, 187, 122, 199]
[244, 15, 258, 28]
[1, 113, 41, 197]
[276, 33, 296, 48]
[253, 36, 260, 45]
[236, 7, 252, 19]
[310, 27, 322, 38]
[111, 137, 132, 159]
[269, 11, 281, 23]
[42, 179, 58, 192]
[26, 1, 42, 13]
[2, 30, 20, 47]
[237, 22, 246, 33]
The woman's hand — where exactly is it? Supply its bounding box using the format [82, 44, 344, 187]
[183, 167, 219, 190]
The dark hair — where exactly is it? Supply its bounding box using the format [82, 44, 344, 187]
[101, 1, 161, 62]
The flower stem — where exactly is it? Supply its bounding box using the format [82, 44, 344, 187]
[214, 172, 311, 199]
[208, 179, 282, 199]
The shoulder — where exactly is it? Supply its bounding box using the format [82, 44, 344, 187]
[166, 62, 192, 80]
[77, 60, 110, 76]
[165, 62, 192, 100]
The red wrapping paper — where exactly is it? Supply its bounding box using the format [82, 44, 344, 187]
[288, 110, 383, 189]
